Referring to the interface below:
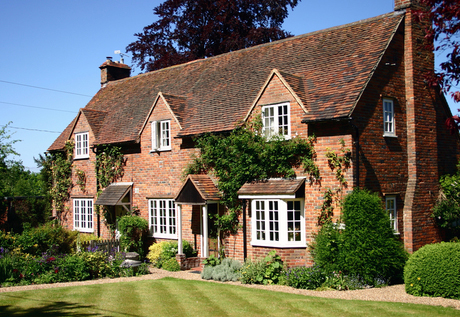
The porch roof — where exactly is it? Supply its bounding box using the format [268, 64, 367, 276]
[95, 183, 132, 206]
[237, 178, 305, 199]
[175, 175, 221, 205]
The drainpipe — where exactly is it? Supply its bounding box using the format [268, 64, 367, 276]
[349, 118, 360, 188]
[243, 199, 247, 260]
[92, 146, 101, 238]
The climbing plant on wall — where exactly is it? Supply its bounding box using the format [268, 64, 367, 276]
[94, 144, 125, 234]
[184, 117, 320, 238]
[47, 140, 74, 222]
[318, 139, 351, 225]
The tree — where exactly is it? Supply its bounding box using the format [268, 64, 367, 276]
[126, 0, 300, 72]
[415, 1, 460, 131]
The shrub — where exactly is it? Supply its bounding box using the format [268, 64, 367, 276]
[312, 189, 408, 286]
[161, 258, 181, 271]
[309, 222, 342, 274]
[201, 258, 241, 282]
[14, 221, 78, 256]
[117, 214, 148, 256]
[285, 265, 325, 289]
[202, 254, 221, 267]
[146, 240, 196, 268]
[240, 251, 283, 285]
[404, 242, 460, 299]
[339, 189, 408, 285]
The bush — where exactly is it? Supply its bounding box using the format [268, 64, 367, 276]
[240, 251, 283, 285]
[117, 214, 148, 256]
[14, 221, 78, 256]
[202, 254, 221, 267]
[404, 242, 460, 299]
[201, 258, 241, 282]
[161, 258, 181, 271]
[312, 189, 408, 286]
[146, 240, 196, 269]
[285, 265, 325, 289]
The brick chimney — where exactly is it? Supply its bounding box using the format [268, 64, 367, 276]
[99, 57, 131, 87]
[394, 0, 417, 10]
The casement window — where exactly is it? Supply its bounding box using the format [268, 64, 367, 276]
[75, 132, 89, 159]
[251, 199, 304, 247]
[383, 98, 395, 137]
[151, 120, 171, 151]
[262, 102, 290, 139]
[149, 199, 177, 239]
[73, 198, 93, 232]
[385, 196, 398, 233]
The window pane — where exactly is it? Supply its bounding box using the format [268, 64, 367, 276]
[287, 200, 302, 242]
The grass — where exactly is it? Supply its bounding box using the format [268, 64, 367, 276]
[0, 277, 458, 316]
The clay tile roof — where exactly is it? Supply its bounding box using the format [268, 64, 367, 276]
[81, 109, 107, 138]
[175, 174, 221, 204]
[95, 183, 132, 206]
[237, 178, 306, 196]
[49, 11, 403, 150]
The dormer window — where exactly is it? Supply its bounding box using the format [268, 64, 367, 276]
[75, 132, 89, 159]
[151, 120, 171, 151]
[383, 98, 395, 137]
[262, 102, 290, 139]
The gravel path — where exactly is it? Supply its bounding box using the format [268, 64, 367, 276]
[1, 267, 459, 310]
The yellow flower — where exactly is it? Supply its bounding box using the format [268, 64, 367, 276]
[410, 283, 413, 287]
[417, 277, 421, 281]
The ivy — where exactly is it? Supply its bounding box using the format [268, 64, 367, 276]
[48, 140, 74, 221]
[95, 145, 125, 190]
[94, 145, 125, 235]
[319, 139, 351, 225]
[75, 169, 86, 192]
[185, 118, 319, 244]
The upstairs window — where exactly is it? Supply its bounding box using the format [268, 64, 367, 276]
[73, 198, 93, 233]
[149, 199, 177, 239]
[151, 120, 171, 151]
[262, 102, 290, 139]
[385, 196, 398, 233]
[383, 98, 395, 137]
[75, 132, 89, 159]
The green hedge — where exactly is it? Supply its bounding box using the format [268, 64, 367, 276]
[404, 242, 460, 299]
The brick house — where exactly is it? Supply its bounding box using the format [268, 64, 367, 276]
[48, 0, 459, 267]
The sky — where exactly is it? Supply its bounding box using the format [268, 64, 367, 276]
[0, 0, 455, 172]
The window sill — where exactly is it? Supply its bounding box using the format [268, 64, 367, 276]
[152, 234, 178, 239]
[75, 228, 94, 233]
[393, 231, 400, 235]
[150, 148, 171, 153]
[74, 156, 89, 160]
[251, 241, 306, 248]
[383, 134, 397, 138]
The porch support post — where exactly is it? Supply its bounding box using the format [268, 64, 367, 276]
[202, 204, 209, 258]
[177, 204, 183, 255]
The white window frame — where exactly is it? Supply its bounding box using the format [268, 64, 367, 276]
[73, 198, 94, 233]
[383, 98, 396, 137]
[149, 199, 177, 239]
[385, 196, 398, 233]
[261, 102, 291, 140]
[151, 120, 171, 151]
[74, 132, 89, 159]
[251, 198, 305, 248]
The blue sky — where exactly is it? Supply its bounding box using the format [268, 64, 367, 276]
[0, 0, 455, 172]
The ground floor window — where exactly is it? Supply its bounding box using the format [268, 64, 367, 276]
[251, 199, 304, 247]
[73, 198, 93, 232]
[385, 196, 398, 233]
[149, 199, 177, 239]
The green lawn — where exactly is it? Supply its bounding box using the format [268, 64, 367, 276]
[0, 277, 458, 316]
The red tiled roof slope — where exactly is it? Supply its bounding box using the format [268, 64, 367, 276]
[49, 12, 403, 150]
[238, 178, 305, 196]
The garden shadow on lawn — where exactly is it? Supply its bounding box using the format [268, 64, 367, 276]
[0, 295, 95, 317]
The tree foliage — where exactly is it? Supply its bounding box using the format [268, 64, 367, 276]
[432, 161, 460, 239]
[126, 0, 300, 72]
[0, 123, 50, 230]
[415, 1, 460, 131]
